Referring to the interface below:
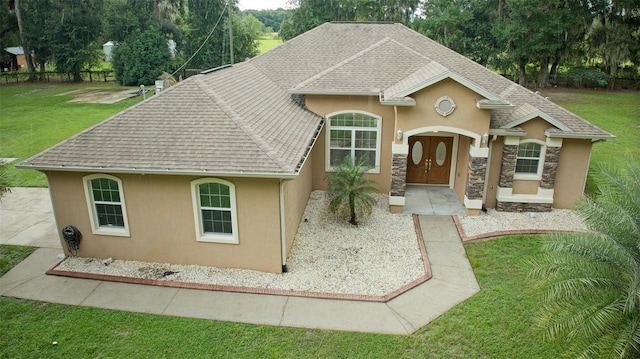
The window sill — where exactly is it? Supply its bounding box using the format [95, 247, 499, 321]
[196, 234, 239, 244]
[326, 167, 381, 174]
[513, 173, 541, 181]
[93, 226, 130, 237]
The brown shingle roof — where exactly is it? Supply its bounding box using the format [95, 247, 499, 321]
[21, 22, 612, 176]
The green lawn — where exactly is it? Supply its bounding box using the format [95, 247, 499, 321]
[0, 84, 142, 187]
[547, 89, 640, 167]
[258, 32, 283, 54]
[0, 235, 566, 358]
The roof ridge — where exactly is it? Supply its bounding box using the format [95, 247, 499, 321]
[194, 76, 291, 172]
[291, 37, 394, 91]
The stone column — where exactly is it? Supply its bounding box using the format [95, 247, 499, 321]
[390, 154, 407, 197]
[465, 157, 487, 202]
[499, 144, 517, 188]
[541, 146, 561, 189]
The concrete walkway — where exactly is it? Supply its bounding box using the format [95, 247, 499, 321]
[0, 188, 480, 335]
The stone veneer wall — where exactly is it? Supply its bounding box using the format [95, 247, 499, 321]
[390, 154, 407, 197]
[496, 202, 552, 212]
[465, 157, 487, 201]
[499, 144, 517, 188]
[541, 146, 561, 189]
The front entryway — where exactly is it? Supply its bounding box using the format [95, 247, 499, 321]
[403, 186, 466, 216]
[406, 136, 453, 185]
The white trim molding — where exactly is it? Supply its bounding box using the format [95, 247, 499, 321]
[83, 174, 130, 237]
[325, 110, 382, 174]
[546, 137, 563, 148]
[464, 196, 483, 209]
[392, 143, 409, 155]
[496, 187, 554, 204]
[388, 195, 405, 206]
[469, 144, 489, 158]
[191, 178, 239, 244]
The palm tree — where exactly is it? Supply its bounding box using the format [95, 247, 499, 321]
[530, 156, 640, 358]
[327, 156, 378, 226]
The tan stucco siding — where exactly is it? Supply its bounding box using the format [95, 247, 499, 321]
[396, 79, 491, 140]
[519, 118, 556, 141]
[306, 95, 394, 193]
[485, 137, 503, 208]
[47, 171, 284, 273]
[554, 139, 593, 208]
[513, 180, 541, 194]
[283, 156, 313, 254]
[454, 136, 471, 202]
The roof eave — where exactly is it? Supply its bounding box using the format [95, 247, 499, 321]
[476, 101, 515, 110]
[488, 129, 527, 137]
[15, 163, 299, 180]
[289, 89, 380, 96]
[544, 130, 616, 141]
[392, 70, 503, 102]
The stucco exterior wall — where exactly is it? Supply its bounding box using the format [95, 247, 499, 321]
[485, 137, 503, 208]
[283, 156, 313, 255]
[554, 139, 593, 208]
[395, 79, 492, 140]
[47, 171, 284, 273]
[454, 136, 471, 202]
[306, 95, 394, 193]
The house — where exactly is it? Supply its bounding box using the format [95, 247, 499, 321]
[18, 22, 613, 273]
[2, 46, 27, 72]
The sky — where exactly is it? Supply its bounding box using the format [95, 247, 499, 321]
[237, 0, 291, 11]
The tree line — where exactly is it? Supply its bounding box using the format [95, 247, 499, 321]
[1, 0, 638, 88]
[280, 0, 639, 89]
[1, 0, 264, 85]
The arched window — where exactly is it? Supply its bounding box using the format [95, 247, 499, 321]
[83, 174, 130, 236]
[191, 178, 239, 244]
[515, 141, 545, 179]
[326, 111, 382, 173]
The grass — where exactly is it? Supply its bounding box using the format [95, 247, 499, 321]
[258, 32, 282, 54]
[547, 89, 640, 167]
[0, 84, 142, 187]
[0, 245, 35, 276]
[0, 235, 566, 358]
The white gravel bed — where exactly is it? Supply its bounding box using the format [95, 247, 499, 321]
[459, 208, 588, 237]
[56, 191, 425, 297]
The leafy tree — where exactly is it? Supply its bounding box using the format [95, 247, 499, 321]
[530, 156, 640, 358]
[112, 27, 171, 86]
[0, 0, 19, 65]
[242, 8, 291, 33]
[48, 0, 104, 81]
[103, 0, 185, 46]
[327, 156, 378, 226]
[279, 0, 419, 41]
[183, 0, 259, 69]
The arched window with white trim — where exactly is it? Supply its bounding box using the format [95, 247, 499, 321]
[83, 174, 130, 237]
[326, 111, 382, 173]
[191, 178, 239, 244]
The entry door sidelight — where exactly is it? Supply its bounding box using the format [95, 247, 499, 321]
[406, 136, 453, 185]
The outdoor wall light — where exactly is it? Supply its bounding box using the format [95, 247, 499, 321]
[396, 129, 403, 140]
[482, 133, 489, 144]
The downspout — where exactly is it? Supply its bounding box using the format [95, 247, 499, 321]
[279, 179, 288, 273]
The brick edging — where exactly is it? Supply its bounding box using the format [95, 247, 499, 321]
[452, 215, 571, 242]
[46, 215, 433, 303]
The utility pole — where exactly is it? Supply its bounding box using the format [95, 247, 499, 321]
[228, 0, 234, 64]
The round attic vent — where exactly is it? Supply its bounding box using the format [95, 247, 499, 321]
[435, 96, 456, 117]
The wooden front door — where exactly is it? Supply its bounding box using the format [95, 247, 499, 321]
[406, 136, 453, 185]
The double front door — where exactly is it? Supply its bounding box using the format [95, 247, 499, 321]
[406, 136, 453, 185]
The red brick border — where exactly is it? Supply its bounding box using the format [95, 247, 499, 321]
[47, 215, 433, 303]
[452, 215, 571, 242]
